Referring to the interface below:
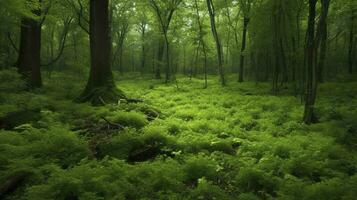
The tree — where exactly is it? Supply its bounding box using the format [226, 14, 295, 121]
[111, 0, 132, 74]
[238, 0, 252, 82]
[316, 0, 331, 82]
[149, 0, 182, 82]
[194, 0, 208, 88]
[303, 0, 318, 124]
[78, 0, 125, 105]
[134, 2, 150, 74]
[17, 0, 44, 88]
[348, 3, 356, 74]
[206, 0, 225, 86]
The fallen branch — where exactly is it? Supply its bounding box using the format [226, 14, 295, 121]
[100, 117, 124, 130]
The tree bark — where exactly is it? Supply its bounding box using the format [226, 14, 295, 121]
[17, 2, 42, 88]
[207, 0, 225, 86]
[272, 10, 280, 95]
[239, 17, 249, 82]
[303, 0, 318, 124]
[194, 0, 208, 88]
[140, 22, 146, 74]
[317, 0, 330, 82]
[156, 37, 165, 79]
[79, 0, 125, 105]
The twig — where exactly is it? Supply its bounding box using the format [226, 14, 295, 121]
[100, 117, 124, 130]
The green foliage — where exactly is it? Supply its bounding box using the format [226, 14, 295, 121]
[108, 111, 148, 129]
[0, 70, 356, 199]
[235, 168, 278, 196]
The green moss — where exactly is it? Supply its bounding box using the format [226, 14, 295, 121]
[1, 70, 357, 199]
[108, 111, 148, 129]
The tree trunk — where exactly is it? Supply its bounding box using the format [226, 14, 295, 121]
[141, 24, 146, 74]
[317, 0, 330, 82]
[203, 43, 208, 88]
[272, 12, 280, 95]
[17, 3, 42, 88]
[156, 37, 164, 79]
[280, 38, 288, 83]
[239, 17, 249, 82]
[164, 33, 171, 83]
[194, 0, 208, 88]
[79, 0, 125, 105]
[206, 0, 225, 86]
[303, 0, 318, 124]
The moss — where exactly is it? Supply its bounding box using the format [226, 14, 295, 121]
[108, 111, 148, 129]
[1, 70, 357, 199]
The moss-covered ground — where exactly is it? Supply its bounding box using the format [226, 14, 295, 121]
[1, 70, 357, 199]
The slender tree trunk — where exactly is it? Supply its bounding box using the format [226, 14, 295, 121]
[156, 37, 164, 79]
[164, 33, 171, 83]
[194, 0, 208, 88]
[291, 37, 297, 82]
[206, 0, 225, 86]
[203, 43, 208, 88]
[272, 12, 280, 95]
[304, 0, 318, 124]
[280, 38, 288, 83]
[191, 41, 201, 79]
[141, 25, 146, 74]
[239, 17, 249, 82]
[17, 3, 42, 88]
[119, 45, 124, 73]
[79, 0, 125, 105]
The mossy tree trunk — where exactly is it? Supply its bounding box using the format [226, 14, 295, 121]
[79, 0, 125, 105]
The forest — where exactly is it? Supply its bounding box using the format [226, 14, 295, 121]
[0, 0, 357, 199]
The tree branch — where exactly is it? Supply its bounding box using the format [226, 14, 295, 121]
[41, 17, 73, 66]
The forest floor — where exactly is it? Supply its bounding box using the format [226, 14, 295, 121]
[1, 70, 357, 199]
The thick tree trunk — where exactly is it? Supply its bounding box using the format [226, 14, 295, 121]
[79, 0, 125, 105]
[239, 17, 249, 82]
[207, 0, 225, 86]
[17, 6, 42, 88]
[303, 0, 318, 124]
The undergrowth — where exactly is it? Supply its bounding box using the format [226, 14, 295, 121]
[0, 70, 357, 199]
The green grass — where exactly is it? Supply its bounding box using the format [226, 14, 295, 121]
[1, 70, 357, 199]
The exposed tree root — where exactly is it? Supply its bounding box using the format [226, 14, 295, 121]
[77, 86, 127, 106]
